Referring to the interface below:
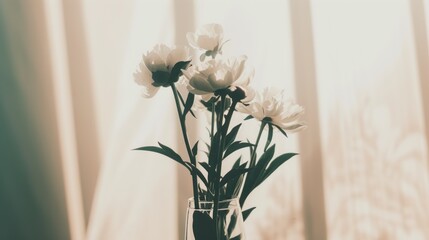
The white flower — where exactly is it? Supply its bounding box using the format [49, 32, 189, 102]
[134, 44, 190, 97]
[187, 24, 224, 59]
[181, 56, 253, 98]
[237, 88, 306, 132]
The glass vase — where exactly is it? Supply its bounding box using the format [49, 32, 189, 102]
[184, 198, 246, 240]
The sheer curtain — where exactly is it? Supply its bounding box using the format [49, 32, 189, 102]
[311, 0, 429, 239]
[1, 0, 429, 240]
[84, 1, 180, 239]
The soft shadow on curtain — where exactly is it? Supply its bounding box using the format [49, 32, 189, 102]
[1, 0, 103, 239]
[311, 0, 429, 239]
[0, 1, 73, 239]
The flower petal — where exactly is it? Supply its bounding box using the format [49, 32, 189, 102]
[143, 52, 167, 72]
[134, 65, 159, 98]
[187, 85, 212, 95]
[234, 66, 254, 87]
[211, 24, 223, 38]
[166, 46, 190, 69]
[206, 72, 232, 90]
[278, 122, 307, 132]
[189, 74, 216, 93]
[154, 44, 171, 61]
[233, 56, 247, 80]
[135, 62, 150, 83]
[237, 87, 305, 133]
[188, 24, 223, 51]
[181, 68, 194, 80]
[197, 35, 218, 51]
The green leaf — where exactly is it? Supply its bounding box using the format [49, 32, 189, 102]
[183, 93, 195, 118]
[158, 142, 184, 162]
[254, 144, 275, 176]
[227, 214, 238, 238]
[200, 96, 218, 112]
[203, 140, 211, 153]
[170, 60, 191, 83]
[200, 162, 216, 180]
[230, 235, 242, 240]
[185, 162, 209, 189]
[258, 153, 298, 185]
[176, 87, 196, 119]
[244, 115, 253, 121]
[193, 212, 216, 240]
[242, 207, 256, 221]
[264, 124, 274, 151]
[273, 124, 288, 138]
[134, 145, 190, 171]
[232, 175, 244, 198]
[224, 141, 253, 159]
[232, 157, 242, 168]
[225, 124, 241, 149]
[252, 144, 275, 182]
[198, 184, 214, 200]
[192, 141, 199, 157]
[245, 139, 254, 155]
[177, 89, 186, 106]
[240, 145, 276, 206]
[253, 145, 275, 173]
[225, 157, 242, 198]
[208, 130, 221, 167]
[220, 164, 252, 187]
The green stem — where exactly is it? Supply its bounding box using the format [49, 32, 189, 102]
[211, 102, 215, 138]
[249, 122, 266, 168]
[212, 94, 227, 240]
[239, 122, 266, 207]
[221, 101, 238, 149]
[213, 99, 238, 239]
[207, 101, 216, 189]
[171, 84, 199, 209]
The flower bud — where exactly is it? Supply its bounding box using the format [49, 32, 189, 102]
[228, 86, 246, 102]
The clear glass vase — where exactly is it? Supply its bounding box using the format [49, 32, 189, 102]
[184, 198, 246, 240]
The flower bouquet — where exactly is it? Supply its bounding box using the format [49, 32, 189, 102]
[134, 24, 305, 240]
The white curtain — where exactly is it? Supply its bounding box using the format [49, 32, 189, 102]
[1, 0, 428, 240]
[311, 0, 429, 239]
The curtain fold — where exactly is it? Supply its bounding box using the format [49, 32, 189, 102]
[61, 0, 101, 226]
[172, 1, 197, 238]
[289, 0, 327, 239]
[85, 0, 180, 239]
[0, 1, 70, 239]
[410, 0, 429, 167]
